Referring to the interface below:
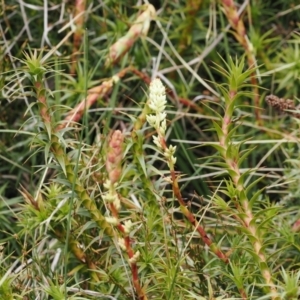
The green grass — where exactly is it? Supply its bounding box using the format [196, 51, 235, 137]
[1, 1, 300, 299]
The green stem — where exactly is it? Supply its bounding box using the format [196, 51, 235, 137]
[221, 89, 278, 299]
[33, 79, 115, 238]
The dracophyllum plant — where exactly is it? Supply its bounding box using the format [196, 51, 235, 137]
[146, 78, 229, 265]
[207, 56, 284, 299]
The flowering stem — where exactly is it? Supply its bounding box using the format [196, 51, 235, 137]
[146, 78, 228, 263]
[104, 130, 146, 300]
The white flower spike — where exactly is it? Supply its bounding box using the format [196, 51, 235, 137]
[148, 78, 167, 114]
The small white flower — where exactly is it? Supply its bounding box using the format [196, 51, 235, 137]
[128, 250, 140, 264]
[148, 78, 167, 113]
[113, 197, 121, 210]
[102, 193, 116, 203]
[118, 238, 126, 251]
[167, 156, 177, 168]
[164, 145, 177, 158]
[169, 145, 177, 155]
[150, 78, 165, 96]
[159, 119, 167, 135]
[112, 75, 120, 83]
[105, 216, 119, 225]
[153, 135, 162, 149]
[157, 112, 167, 122]
[146, 114, 157, 127]
[164, 151, 169, 158]
[123, 220, 133, 234]
[103, 179, 111, 189]
[171, 156, 177, 165]
[163, 176, 172, 183]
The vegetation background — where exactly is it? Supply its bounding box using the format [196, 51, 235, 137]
[1, 0, 300, 299]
